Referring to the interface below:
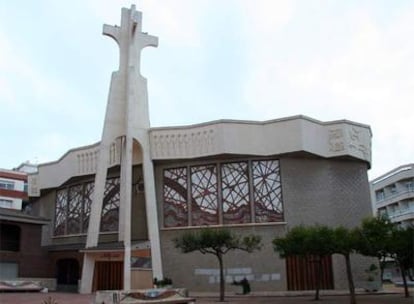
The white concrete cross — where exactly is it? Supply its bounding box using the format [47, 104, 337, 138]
[103, 4, 158, 76]
[80, 5, 163, 293]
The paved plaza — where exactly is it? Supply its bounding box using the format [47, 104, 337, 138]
[0, 288, 413, 304]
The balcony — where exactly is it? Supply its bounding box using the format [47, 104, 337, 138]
[375, 189, 414, 208]
[387, 206, 414, 222]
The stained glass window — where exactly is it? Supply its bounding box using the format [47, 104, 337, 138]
[163, 167, 188, 227]
[221, 162, 250, 224]
[252, 160, 283, 222]
[101, 177, 120, 232]
[162, 159, 284, 228]
[67, 185, 83, 234]
[54, 177, 120, 236]
[54, 189, 68, 236]
[191, 165, 218, 226]
[82, 182, 94, 233]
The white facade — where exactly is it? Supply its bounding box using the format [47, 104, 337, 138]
[370, 164, 414, 227]
[0, 169, 27, 210]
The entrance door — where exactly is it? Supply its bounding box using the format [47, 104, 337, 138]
[56, 259, 80, 292]
[93, 261, 123, 291]
[286, 255, 334, 290]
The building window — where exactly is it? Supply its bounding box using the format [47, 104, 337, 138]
[406, 181, 414, 192]
[0, 180, 15, 190]
[163, 167, 188, 228]
[378, 207, 387, 217]
[252, 160, 284, 223]
[53, 178, 118, 236]
[375, 190, 385, 202]
[82, 182, 94, 233]
[221, 162, 250, 224]
[67, 184, 83, 235]
[0, 224, 20, 251]
[0, 262, 18, 279]
[54, 189, 68, 236]
[101, 177, 120, 232]
[162, 159, 284, 228]
[191, 164, 218, 226]
[0, 199, 13, 209]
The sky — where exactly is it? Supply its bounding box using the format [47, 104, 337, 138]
[0, 0, 413, 180]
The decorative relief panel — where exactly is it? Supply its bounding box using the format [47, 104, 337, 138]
[151, 128, 216, 159]
[347, 126, 370, 159]
[328, 129, 345, 152]
[76, 143, 119, 175]
[77, 150, 98, 174]
[328, 126, 371, 162]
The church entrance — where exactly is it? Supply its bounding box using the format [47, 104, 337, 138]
[93, 261, 123, 291]
[56, 258, 80, 292]
[286, 255, 334, 290]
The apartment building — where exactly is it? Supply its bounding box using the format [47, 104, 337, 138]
[0, 164, 50, 283]
[0, 169, 28, 210]
[370, 164, 414, 227]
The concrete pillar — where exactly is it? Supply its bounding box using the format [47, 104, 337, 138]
[80, 253, 94, 294]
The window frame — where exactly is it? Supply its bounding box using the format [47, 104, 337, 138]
[161, 158, 284, 229]
[0, 180, 15, 190]
[53, 177, 119, 237]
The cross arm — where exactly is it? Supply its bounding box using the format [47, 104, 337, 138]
[138, 33, 158, 49]
[103, 24, 121, 45]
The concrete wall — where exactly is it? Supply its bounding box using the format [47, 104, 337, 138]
[155, 156, 374, 291]
[160, 225, 287, 292]
[281, 157, 374, 289]
[282, 157, 372, 228]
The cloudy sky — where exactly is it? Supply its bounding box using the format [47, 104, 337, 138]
[0, 0, 412, 179]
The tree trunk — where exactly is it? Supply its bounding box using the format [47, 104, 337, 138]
[217, 253, 225, 302]
[314, 256, 322, 301]
[378, 257, 384, 283]
[344, 254, 356, 304]
[400, 265, 410, 298]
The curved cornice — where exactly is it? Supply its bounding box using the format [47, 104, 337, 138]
[149, 115, 372, 165]
[29, 115, 371, 196]
[150, 115, 372, 132]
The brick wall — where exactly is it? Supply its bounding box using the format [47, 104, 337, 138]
[0, 221, 52, 278]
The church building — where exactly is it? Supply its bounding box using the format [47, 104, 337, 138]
[27, 6, 374, 294]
